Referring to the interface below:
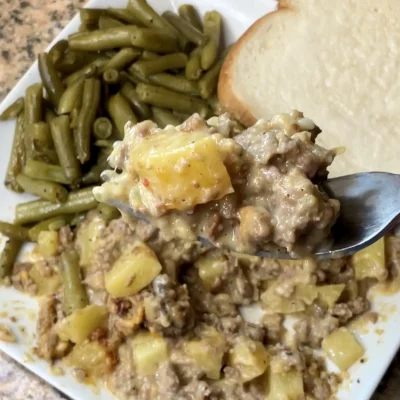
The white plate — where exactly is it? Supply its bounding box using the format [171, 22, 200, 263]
[0, 1, 399, 399]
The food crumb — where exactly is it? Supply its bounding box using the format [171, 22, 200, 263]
[0, 323, 17, 342]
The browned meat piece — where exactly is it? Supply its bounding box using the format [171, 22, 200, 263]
[295, 315, 339, 348]
[329, 297, 370, 324]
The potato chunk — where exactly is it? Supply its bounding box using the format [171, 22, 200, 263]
[105, 242, 162, 297]
[228, 337, 269, 382]
[322, 328, 364, 371]
[56, 305, 108, 344]
[131, 331, 169, 376]
[196, 251, 227, 291]
[351, 237, 387, 281]
[131, 131, 233, 215]
[37, 231, 59, 258]
[265, 368, 304, 400]
[317, 284, 345, 307]
[29, 263, 61, 296]
[261, 282, 306, 314]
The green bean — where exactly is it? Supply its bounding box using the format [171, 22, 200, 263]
[136, 83, 208, 117]
[24, 83, 43, 160]
[94, 140, 115, 149]
[107, 8, 143, 25]
[185, 47, 202, 81]
[201, 11, 222, 70]
[70, 213, 86, 227]
[28, 216, 70, 241]
[140, 50, 159, 61]
[97, 203, 120, 220]
[149, 73, 200, 96]
[100, 48, 140, 75]
[48, 40, 68, 65]
[81, 151, 110, 185]
[5, 113, 25, 193]
[57, 79, 84, 115]
[38, 53, 65, 106]
[93, 117, 113, 139]
[23, 160, 70, 185]
[163, 11, 206, 46]
[99, 14, 125, 30]
[45, 108, 57, 125]
[16, 174, 68, 204]
[130, 28, 179, 53]
[79, 8, 103, 25]
[178, 4, 202, 31]
[29, 122, 52, 149]
[64, 57, 108, 86]
[0, 98, 24, 120]
[0, 240, 22, 279]
[124, 67, 150, 84]
[152, 107, 181, 128]
[172, 110, 192, 122]
[50, 115, 81, 182]
[0, 222, 30, 242]
[15, 187, 98, 225]
[107, 93, 138, 139]
[103, 68, 120, 84]
[131, 52, 188, 76]
[127, 0, 177, 34]
[120, 82, 151, 120]
[75, 78, 101, 163]
[61, 249, 89, 315]
[198, 59, 223, 99]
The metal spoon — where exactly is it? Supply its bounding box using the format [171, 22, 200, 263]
[106, 172, 400, 260]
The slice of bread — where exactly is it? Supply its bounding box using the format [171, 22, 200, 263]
[218, 0, 400, 177]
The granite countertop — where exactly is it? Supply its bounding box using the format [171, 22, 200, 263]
[0, 1, 399, 399]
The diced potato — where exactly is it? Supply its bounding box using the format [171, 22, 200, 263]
[295, 284, 318, 306]
[228, 337, 269, 382]
[317, 284, 345, 308]
[131, 131, 233, 214]
[105, 241, 162, 297]
[56, 305, 108, 344]
[131, 331, 169, 376]
[351, 237, 387, 281]
[322, 328, 365, 371]
[67, 340, 110, 378]
[196, 251, 226, 291]
[28, 263, 61, 296]
[37, 231, 59, 258]
[265, 368, 304, 400]
[77, 215, 106, 268]
[261, 283, 306, 314]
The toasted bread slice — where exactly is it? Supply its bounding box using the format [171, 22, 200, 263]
[218, 0, 400, 176]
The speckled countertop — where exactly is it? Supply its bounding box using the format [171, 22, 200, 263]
[0, 1, 400, 399]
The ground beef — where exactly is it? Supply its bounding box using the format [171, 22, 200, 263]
[295, 315, 339, 348]
[329, 297, 370, 324]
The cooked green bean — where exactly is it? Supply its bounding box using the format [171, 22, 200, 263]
[107, 8, 143, 25]
[198, 59, 223, 99]
[100, 48, 140, 74]
[172, 110, 191, 121]
[28, 216, 70, 241]
[64, 57, 108, 86]
[149, 73, 200, 96]
[136, 83, 208, 117]
[81, 151, 110, 185]
[163, 11, 206, 46]
[131, 52, 188, 76]
[152, 107, 181, 128]
[93, 117, 113, 139]
[30, 122, 53, 149]
[97, 203, 120, 220]
[5, 113, 25, 193]
[61, 249, 89, 315]
[178, 4, 202, 31]
[103, 68, 120, 83]
[120, 82, 151, 120]
[16, 174, 68, 204]
[0, 240, 22, 279]
[130, 28, 179, 53]
[79, 8, 103, 25]
[69, 26, 141, 51]
[0, 222, 30, 242]
[140, 50, 159, 61]
[124, 67, 150, 84]
[127, 0, 176, 34]
[70, 213, 86, 227]
[45, 108, 57, 125]
[201, 11, 222, 70]
[49, 40, 69, 65]
[54, 50, 91, 74]
[50, 115, 81, 182]
[24, 160, 70, 185]
[38, 53, 65, 106]
[99, 14, 125, 29]
[15, 187, 98, 225]
[186, 46, 202, 81]
[0, 97, 24, 120]
[107, 93, 138, 139]
[75, 78, 101, 163]
[57, 79, 84, 115]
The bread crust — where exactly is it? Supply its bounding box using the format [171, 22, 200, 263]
[218, 1, 292, 126]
